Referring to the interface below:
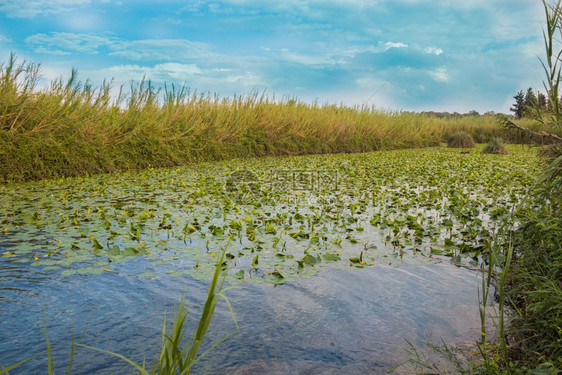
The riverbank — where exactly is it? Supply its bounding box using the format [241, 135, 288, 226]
[0, 56, 540, 183]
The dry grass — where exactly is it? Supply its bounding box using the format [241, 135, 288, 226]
[447, 131, 476, 148]
[483, 138, 509, 154]
[0, 54, 539, 182]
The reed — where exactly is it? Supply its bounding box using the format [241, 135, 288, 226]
[0, 54, 540, 182]
[477, 1, 562, 372]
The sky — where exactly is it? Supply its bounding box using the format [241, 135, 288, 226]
[0, 0, 549, 113]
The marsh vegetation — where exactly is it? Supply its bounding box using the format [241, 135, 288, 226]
[2, 1, 562, 373]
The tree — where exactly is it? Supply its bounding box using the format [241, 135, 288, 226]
[524, 87, 537, 108]
[510, 90, 525, 118]
[537, 91, 547, 110]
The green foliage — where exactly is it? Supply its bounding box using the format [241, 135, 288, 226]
[488, 1, 562, 373]
[511, 90, 525, 119]
[0, 54, 530, 183]
[510, 88, 551, 119]
[447, 131, 475, 148]
[483, 138, 508, 154]
[508, 203, 562, 370]
[0, 146, 539, 284]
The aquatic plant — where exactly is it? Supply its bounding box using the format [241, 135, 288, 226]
[0, 146, 540, 286]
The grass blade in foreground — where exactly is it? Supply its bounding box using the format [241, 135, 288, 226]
[79, 246, 238, 374]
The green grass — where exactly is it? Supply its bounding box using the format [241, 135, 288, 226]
[452, 1, 562, 372]
[506, 202, 562, 371]
[481, 1, 562, 372]
[0, 54, 543, 183]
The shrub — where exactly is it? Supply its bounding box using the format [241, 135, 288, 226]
[447, 131, 475, 148]
[473, 132, 489, 143]
[483, 138, 508, 154]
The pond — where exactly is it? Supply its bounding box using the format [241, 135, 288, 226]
[0, 146, 540, 373]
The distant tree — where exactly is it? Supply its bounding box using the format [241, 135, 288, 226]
[510, 90, 525, 118]
[467, 110, 479, 116]
[537, 91, 547, 110]
[524, 87, 538, 108]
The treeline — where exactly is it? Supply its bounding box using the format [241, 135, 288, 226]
[510, 87, 554, 118]
[405, 110, 498, 118]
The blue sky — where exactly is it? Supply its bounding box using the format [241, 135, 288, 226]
[0, 0, 548, 113]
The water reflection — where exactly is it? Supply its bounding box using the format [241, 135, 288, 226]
[0, 259, 492, 374]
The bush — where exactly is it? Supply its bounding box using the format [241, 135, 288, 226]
[447, 131, 475, 148]
[483, 138, 508, 154]
[473, 132, 489, 143]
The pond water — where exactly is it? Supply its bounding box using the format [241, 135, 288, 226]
[0, 147, 539, 373]
[1, 256, 488, 374]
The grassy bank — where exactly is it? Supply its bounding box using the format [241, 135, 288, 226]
[506, 194, 561, 371]
[476, 1, 562, 372]
[0, 55, 540, 183]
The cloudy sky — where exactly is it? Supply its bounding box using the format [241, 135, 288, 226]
[0, 0, 548, 112]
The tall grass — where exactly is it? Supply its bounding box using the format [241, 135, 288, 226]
[79, 247, 238, 374]
[0, 53, 540, 182]
[482, 138, 508, 154]
[496, 0, 562, 370]
[447, 131, 476, 148]
[477, 0, 562, 373]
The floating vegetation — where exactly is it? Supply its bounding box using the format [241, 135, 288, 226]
[0, 146, 540, 284]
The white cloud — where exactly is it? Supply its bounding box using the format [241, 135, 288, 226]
[84, 63, 202, 82]
[425, 47, 443, 55]
[0, 0, 90, 18]
[225, 71, 262, 86]
[59, 11, 103, 31]
[24, 32, 213, 62]
[384, 41, 408, 50]
[263, 40, 409, 68]
[275, 48, 342, 66]
[0, 33, 11, 43]
[428, 67, 449, 82]
[25, 32, 110, 54]
[355, 76, 384, 88]
[108, 39, 211, 61]
[81, 62, 266, 93]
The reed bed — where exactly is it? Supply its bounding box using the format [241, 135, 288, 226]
[0, 54, 539, 182]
